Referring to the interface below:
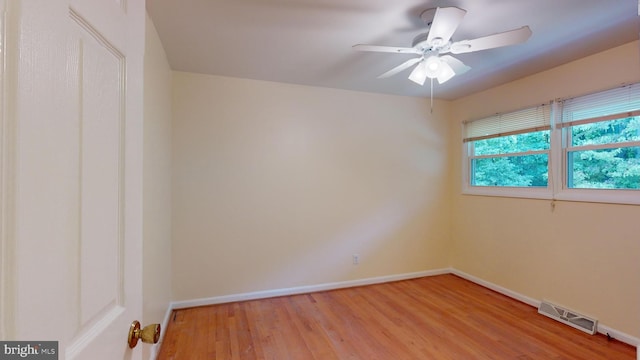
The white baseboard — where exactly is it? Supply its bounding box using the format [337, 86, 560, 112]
[597, 323, 640, 350]
[158, 267, 639, 354]
[450, 268, 640, 348]
[171, 268, 449, 310]
[449, 268, 541, 307]
[150, 303, 175, 360]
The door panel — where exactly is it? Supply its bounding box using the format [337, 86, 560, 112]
[68, 9, 128, 358]
[74, 7, 124, 331]
[2, 0, 144, 359]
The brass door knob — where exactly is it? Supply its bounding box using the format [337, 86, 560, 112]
[128, 320, 161, 348]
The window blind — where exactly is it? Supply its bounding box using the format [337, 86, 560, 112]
[463, 104, 551, 142]
[561, 82, 640, 127]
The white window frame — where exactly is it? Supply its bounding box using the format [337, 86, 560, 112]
[462, 83, 640, 205]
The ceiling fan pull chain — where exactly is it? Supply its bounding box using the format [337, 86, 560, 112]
[430, 78, 434, 114]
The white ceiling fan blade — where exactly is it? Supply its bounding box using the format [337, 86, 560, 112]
[450, 26, 532, 54]
[440, 55, 471, 76]
[352, 44, 421, 55]
[378, 57, 423, 79]
[426, 7, 467, 46]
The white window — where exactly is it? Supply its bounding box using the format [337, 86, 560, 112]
[462, 105, 552, 199]
[462, 82, 640, 205]
[555, 83, 640, 204]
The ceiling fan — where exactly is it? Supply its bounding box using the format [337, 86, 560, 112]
[353, 7, 532, 87]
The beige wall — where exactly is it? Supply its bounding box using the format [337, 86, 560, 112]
[450, 41, 640, 338]
[149, 21, 639, 343]
[143, 13, 173, 358]
[171, 72, 452, 301]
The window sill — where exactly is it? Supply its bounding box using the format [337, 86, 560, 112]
[462, 185, 640, 205]
[462, 185, 552, 200]
[554, 188, 640, 206]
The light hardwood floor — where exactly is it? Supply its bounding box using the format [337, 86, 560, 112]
[158, 274, 635, 359]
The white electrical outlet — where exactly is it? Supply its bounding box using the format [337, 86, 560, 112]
[352, 254, 359, 265]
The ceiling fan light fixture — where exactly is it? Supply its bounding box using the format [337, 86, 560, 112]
[424, 55, 442, 79]
[436, 61, 456, 84]
[408, 61, 428, 85]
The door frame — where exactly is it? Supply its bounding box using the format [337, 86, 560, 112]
[0, 0, 17, 341]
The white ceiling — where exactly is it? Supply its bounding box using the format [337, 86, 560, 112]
[146, 0, 639, 100]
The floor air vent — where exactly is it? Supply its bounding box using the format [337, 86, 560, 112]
[538, 300, 597, 335]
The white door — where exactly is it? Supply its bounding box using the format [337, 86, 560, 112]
[1, 0, 145, 359]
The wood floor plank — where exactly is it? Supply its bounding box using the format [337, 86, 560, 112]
[157, 274, 636, 359]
